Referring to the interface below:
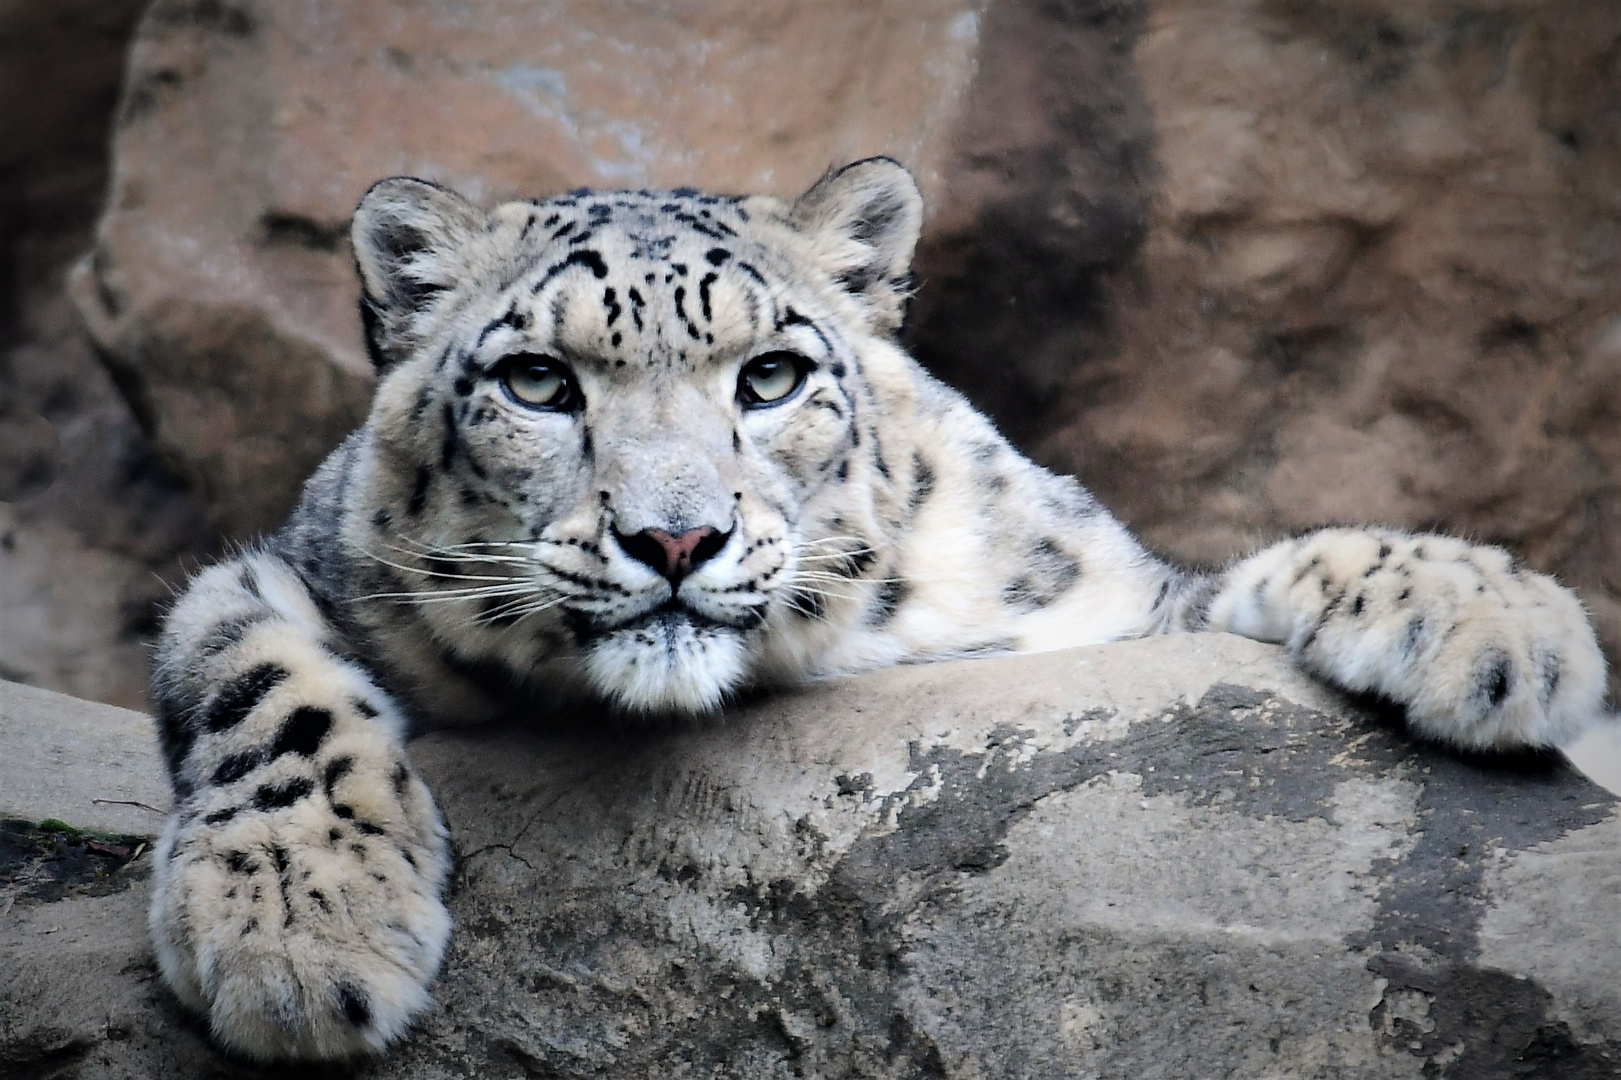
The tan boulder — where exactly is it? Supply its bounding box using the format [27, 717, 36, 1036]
[1024, 1, 1621, 693]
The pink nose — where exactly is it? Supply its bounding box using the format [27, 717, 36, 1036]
[615, 525, 728, 583]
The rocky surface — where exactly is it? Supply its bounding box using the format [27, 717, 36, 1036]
[1030, 1, 1621, 688]
[0, 0, 218, 710]
[5, 635, 1621, 1078]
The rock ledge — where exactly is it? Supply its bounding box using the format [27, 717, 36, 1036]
[3, 634, 1619, 1078]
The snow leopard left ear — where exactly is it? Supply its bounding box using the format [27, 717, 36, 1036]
[352, 177, 487, 369]
[790, 158, 923, 334]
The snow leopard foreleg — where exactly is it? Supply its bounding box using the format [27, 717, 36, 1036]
[1194, 528, 1605, 750]
[148, 550, 450, 1061]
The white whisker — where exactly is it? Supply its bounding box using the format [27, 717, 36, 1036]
[788, 570, 901, 586]
[361, 548, 525, 584]
[793, 549, 881, 564]
[349, 584, 540, 605]
[784, 582, 866, 604]
[471, 594, 571, 628]
[387, 548, 534, 567]
[381, 539, 535, 567]
[395, 535, 557, 552]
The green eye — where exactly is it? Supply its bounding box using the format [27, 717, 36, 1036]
[738, 352, 810, 408]
[499, 354, 579, 411]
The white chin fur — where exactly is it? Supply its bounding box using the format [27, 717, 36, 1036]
[582, 614, 747, 714]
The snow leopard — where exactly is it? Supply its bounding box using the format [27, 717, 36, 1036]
[145, 158, 1606, 1061]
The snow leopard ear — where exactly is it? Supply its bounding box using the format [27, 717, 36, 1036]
[790, 158, 923, 334]
[352, 177, 486, 369]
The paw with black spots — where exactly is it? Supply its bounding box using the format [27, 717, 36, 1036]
[1210, 529, 1606, 750]
[148, 758, 451, 1061]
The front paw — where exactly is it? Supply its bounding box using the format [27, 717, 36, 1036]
[1284, 531, 1606, 750]
[149, 774, 451, 1061]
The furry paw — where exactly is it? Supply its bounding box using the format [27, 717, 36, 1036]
[149, 760, 450, 1061]
[1213, 529, 1606, 750]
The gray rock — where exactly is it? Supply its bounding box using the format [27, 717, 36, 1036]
[0, 0, 217, 712]
[0, 679, 169, 835]
[4, 634, 1620, 1077]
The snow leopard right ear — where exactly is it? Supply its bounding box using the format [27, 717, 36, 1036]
[352, 177, 486, 369]
[790, 158, 923, 335]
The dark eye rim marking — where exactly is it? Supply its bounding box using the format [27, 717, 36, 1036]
[494, 352, 584, 413]
[737, 350, 815, 410]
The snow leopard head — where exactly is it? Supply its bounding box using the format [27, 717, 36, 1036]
[348, 159, 927, 713]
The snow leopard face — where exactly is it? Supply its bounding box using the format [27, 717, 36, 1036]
[348, 160, 924, 713]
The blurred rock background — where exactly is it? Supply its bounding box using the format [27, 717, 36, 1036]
[0, 2, 215, 709]
[6, 0, 1621, 717]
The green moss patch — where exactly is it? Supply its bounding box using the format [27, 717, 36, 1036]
[0, 817, 151, 909]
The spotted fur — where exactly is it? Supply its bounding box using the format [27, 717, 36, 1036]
[147, 159, 1606, 1061]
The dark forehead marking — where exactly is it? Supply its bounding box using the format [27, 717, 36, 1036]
[712, 261, 768, 337]
[530, 249, 609, 296]
[672, 286, 701, 341]
[732, 260, 780, 327]
[627, 231, 677, 260]
[698, 271, 717, 322]
[494, 190, 757, 327]
[676, 211, 733, 240]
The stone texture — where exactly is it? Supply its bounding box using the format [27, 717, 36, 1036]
[0, 679, 169, 837]
[6, 635, 1621, 1077]
[1022, 1, 1621, 694]
[0, 0, 218, 710]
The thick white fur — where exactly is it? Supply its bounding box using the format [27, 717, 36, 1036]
[147, 161, 1607, 1061]
[150, 559, 451, 1060]
[1209, 529, 1604, 750]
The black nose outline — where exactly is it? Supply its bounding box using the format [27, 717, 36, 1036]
[614, 525, 732, 584]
